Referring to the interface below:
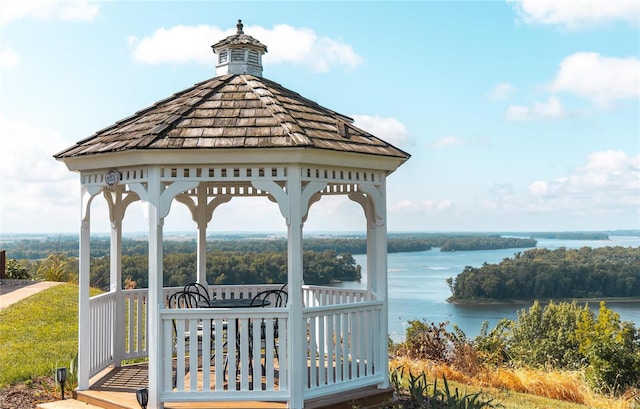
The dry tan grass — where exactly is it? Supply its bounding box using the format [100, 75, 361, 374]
[389, 357, 638, 409]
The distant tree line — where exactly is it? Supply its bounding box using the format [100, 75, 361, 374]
[527, 232, 609, 240]
[2, 234, 543, 260]
[448, 246, 640, 302]
[439, 236, 536, 251]
[4, 249, 360, 291]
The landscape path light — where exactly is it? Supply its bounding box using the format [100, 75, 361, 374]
[55, 367, 67, 400]
[136, 387, 148, 409]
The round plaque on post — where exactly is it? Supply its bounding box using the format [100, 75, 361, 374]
[105, 169, 121, 186]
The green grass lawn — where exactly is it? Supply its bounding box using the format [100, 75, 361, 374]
[0, 284, 621, 408]
[0, 284, 99, 386]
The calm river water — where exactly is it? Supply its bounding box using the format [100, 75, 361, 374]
[334, 236, 640, 342]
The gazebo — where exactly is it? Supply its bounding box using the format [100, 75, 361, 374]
[54, 20, 410, 409]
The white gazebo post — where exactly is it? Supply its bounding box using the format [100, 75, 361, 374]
[77, 186, 94, 390]
[372, 181, 389, 388]
[146, 166, 165, 409]
[104, 185, 138, 366]
[287, 166, 305, 409]
[351, 179, 390, 389]
[195, 187, 208, 285]
[176, 190, 232, 286]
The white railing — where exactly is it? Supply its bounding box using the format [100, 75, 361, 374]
[302, 285, 370, 307]
[209, 284, 283, 300]
[122, 289, 149, 360]
[89, 292, 115, 377]
[303, 300, 384, 399]
[160, 307, 289, 403]
[89, 284, 383, 404]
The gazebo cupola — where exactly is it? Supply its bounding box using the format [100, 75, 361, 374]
[212, 19, 267, 77]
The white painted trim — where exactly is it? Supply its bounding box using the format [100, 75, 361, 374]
[59, 148, 406, 173]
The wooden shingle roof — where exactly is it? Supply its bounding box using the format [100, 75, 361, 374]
[54, 74, 410, 160]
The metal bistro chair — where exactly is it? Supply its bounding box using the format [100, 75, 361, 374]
[167, 290, 215, 346]
[167, 290, 205, 387]
[167, 291, 222, 378]
[184, 282, 214, 305]
[249, 289, 288, 372]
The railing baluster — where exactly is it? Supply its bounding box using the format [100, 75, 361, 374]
[177, 319, 188, 391]
[163, 319, 173, 391]
[318, 315, 325, 386]
[252, 319, 261, 390]
[308, 317, 317, 388]
[264, 318, 275, 390]
[213, 317, 225, 390]
[189, 319, 199, 392]
[239, 317, 250, 389]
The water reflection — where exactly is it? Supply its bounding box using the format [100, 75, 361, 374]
[333, 236, 640, 342]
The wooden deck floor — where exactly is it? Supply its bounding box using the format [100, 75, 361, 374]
[77, 363, 392, 409]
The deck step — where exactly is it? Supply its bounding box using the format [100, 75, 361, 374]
[37, 399, 103, 409]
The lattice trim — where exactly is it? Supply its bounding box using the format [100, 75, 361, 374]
[81, 165, 384, 193]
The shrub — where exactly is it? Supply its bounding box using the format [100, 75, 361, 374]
[35, 253, 75, 282]
[387, 367, 500, 409]
[5, 258, 30, 279]
[508, 301, 586, 369]
[575, 302, 640, 394]
[473, 319, 511, 367]
[404, 320, 453, 362]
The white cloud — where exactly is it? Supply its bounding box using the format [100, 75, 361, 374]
[506, 96, 566, 121]
[456, 150, 639, 230]
[352, 115, 412, 147]
[0, 0, 99, 26]
[255, 24, 362, 72]
[0, 46, 20, 69]
[431, 136, 464, 149]
[423, 199, 454, 212]
[507, 0, 639, 29]
[129, 23, 363, 73]
[525, 150, 639, 210]
[389, 199, 454, 213]
[549, 52, 640, 106]
[129, 25, 222, 65]
[528, 181, 549, 196]
[487, 83, 516, 101]
[0, 116, 78, 232]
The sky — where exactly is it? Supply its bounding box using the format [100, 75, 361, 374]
[0, 0, 639, 235]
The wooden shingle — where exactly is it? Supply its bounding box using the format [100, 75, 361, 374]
[54, 74, 410, 161]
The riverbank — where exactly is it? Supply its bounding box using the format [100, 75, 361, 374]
[447, 296, 640, 306]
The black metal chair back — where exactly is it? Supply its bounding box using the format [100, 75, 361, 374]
[184, 282, 214, 305]
[249, 289, 288, 363]
[166, 290, 216, 386]
[169, 290, 210, 308]
[250, 289, 288, 308]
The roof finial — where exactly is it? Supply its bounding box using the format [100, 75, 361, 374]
[236, 19, 244, 34]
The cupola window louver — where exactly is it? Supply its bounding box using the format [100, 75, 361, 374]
[248, 50, 259, 64]
[219, 49, 228, 63]
[231, 49, 245, 62]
